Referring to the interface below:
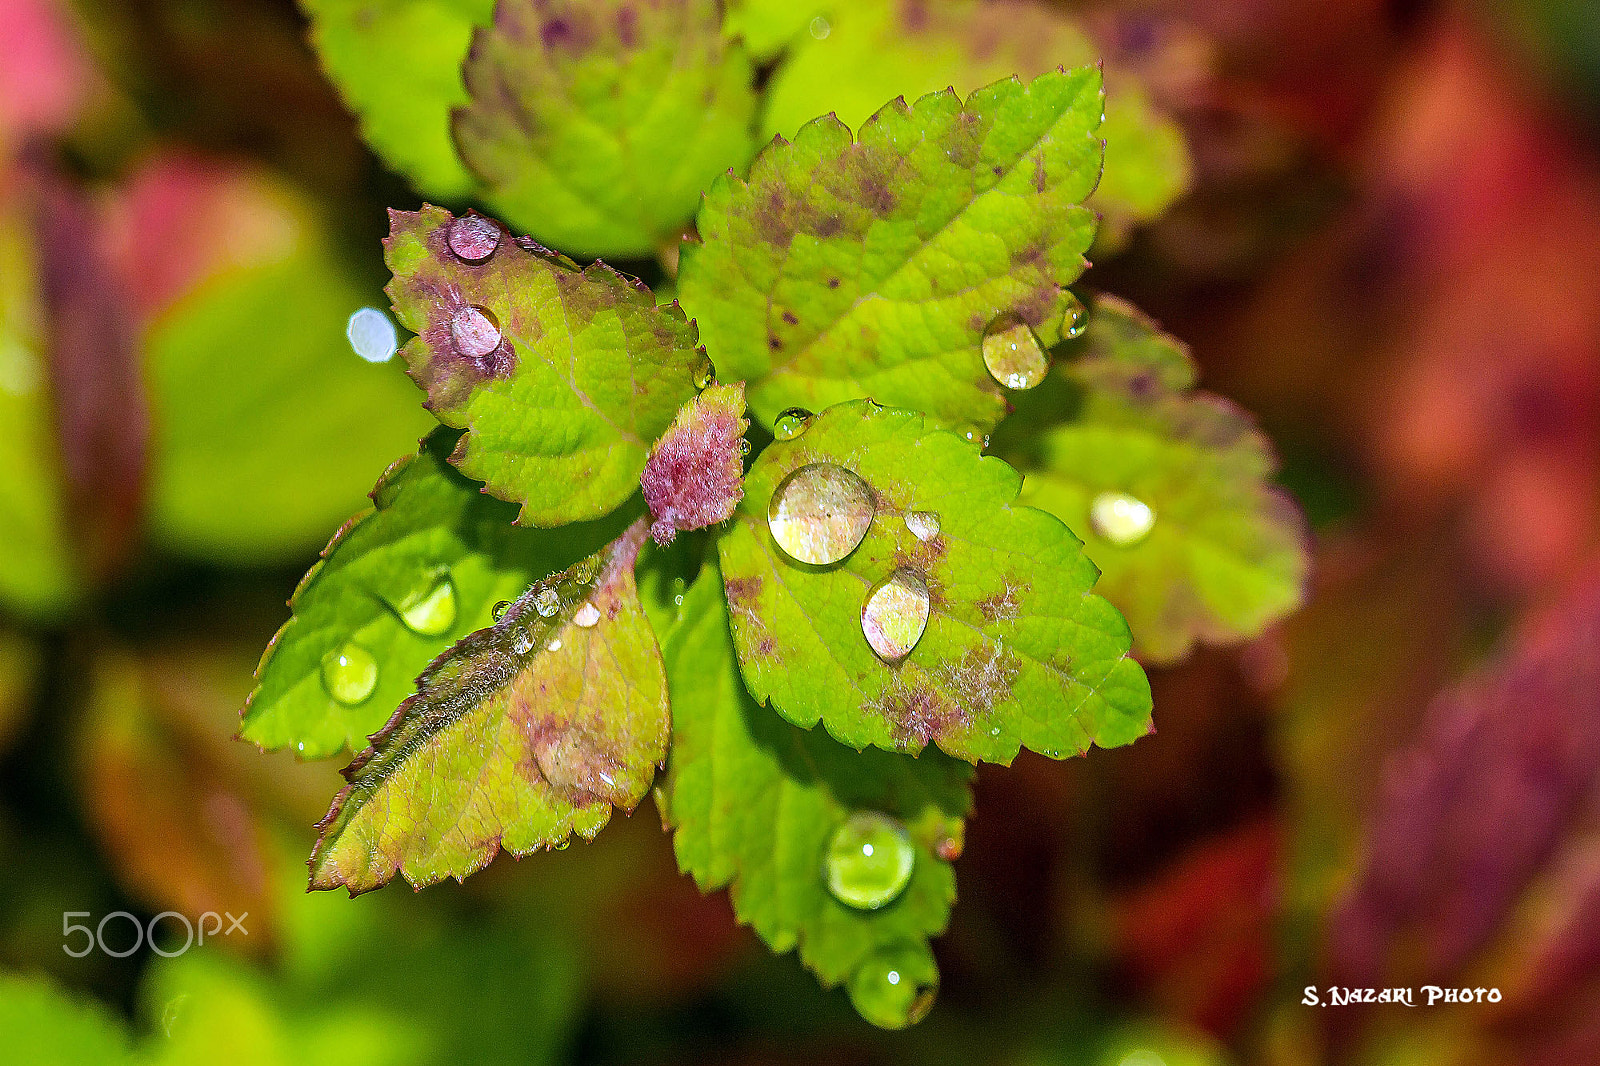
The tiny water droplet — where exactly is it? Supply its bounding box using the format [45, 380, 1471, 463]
[693, 356, 715, 389]
[773, 407, 814, 441]
[398, 575, 457, 636]
[512, 626, 534, 655]
[737, 437, 752, 458]
[533, 586, 561, 617]
[825, 811, 916, 910]
[809, 15, 831, 39]
[492, 599, 512, 621]
[554, 838, 570, 850]
[904, 509, 940, 542]
[447, 213, 500, 262]
[935, 833, 964, 862]
[574, 557, 600, 583]
[982, 314, 1048, 391]
[573, 601, 601, 628]
[861, 568, 930, 664]
[321, 642, 377, 705]
[546, 637, 563, 652]
[1088, 490, 1155, 547]
[1061, 295, 1088, 340]
[450, 305, 502, 358]
[346, 307, 398, 363]
[768, 463, 875, 565]
[848, 943, 939, 1029]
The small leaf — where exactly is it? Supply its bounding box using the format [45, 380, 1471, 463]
[718, 399, 1151, 763]
[386, 205, 705, 525]
[243, 428, 630, 758]
[454, 0, 758, 258]
[660, 561, 971, 992]
[994, 297, 1309, 663]
[640, 381, 749, 545]
[301, 0, 492, 198]
[309, 519, 668, 893]
[679, 68, 1105, 433]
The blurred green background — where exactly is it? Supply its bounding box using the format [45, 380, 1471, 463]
[4, 0, 1600, 1063]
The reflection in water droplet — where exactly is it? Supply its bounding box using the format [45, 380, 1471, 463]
[1088, 490, 1155, 547]
[982, 315, 1048, 391]
[492, 600, 511, 621]
[447, 213, 501, 262]
[768, 463, 875, 565]
[861, 569, 930, 664]
[904, 510, 940, 542]
[321, 642, 377, 705]
[398, 576, 457, 636]
[848, 942, 939, 1029]
[693, 357, 715, 389]
[450, 305, 502, 358]
[773, 407, 813, 441]
[533, 586, 561, 617]
[346, 307, 398, 363]
[573, 602, 601, 628]
[1061, 295, 1088, 340]
[825, 812, 916, 910]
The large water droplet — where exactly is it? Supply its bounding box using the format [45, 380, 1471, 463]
[346, 307, 398, 363]
[825, 811, 915, 910]
[492, 599, 512, 621]
[447, 213, 501, 262]
[321, 642, 377, 705]
[982, 314, 1048, 391]
[533, 586, 561, 617]
[773, 407, 814, 441]
[1088, 490, 1155, 547]
[396, 575, 457, 636]
[450, 306, 502, 358]
[1061, 294, 1088, 340]
[768, 463, 875, 565]
[847, 942, 939, 1029]
[573, 601, 601, 628]
[861, 569, 930, 664]
[903, 510, 940, 542]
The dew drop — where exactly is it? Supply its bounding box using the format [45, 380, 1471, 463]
[512, 626, 534, 655]
[982, 314, 1048, 391]
[767, 463, 875, 565]
[693, 356, 715, 390]
[903, 509, 940, 542]
[533, 586, 561, 617]
[346, 307, 398, 363]
[397, 575, 457, 636]
[773, 407, 814, 441]
[573, 601, 601, 628]
[492, 599, 512, 622]
[546, 637, 563, 652]
[809, 14, 831, 39]
[861, 568, 930, 664]
[320, 642, 377, 705]
[447, 213, 501, 262]
[825, 811, 916, 910]
[847, 942, 939, 1029]
[737, 437, 752, 458]
[1061, 294, 1088, 340]
[450, 305, 502, 359]
[1088, 490, 1155, 547]
[574, 557, 600, 583]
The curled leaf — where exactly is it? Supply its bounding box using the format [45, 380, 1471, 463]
[640, 382, 749, 545]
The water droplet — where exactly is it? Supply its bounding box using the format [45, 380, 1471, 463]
[737, 437, 752, 458]
[773, 407, 814, 441]
[320, 642, 377, 705]
[825, 811, 915, 910]
[574, 556, 600, 583]
[934, 832, 964, 862]
[809, 15, 831, 39]
[1061, 295, 1088, 340]
[768, 463, 875, 565]
[554, 837, 571, 850]
[546, 637, 563, 652]
[982, 314, 1048, 391]
[533, 586, 561, 617]
[397, 575, 457, 636]
[512, 626, 534, 655]
[450, 305, 502, 358]
[573, 601, 601, 628]
[447, 213, 501, 262]
[903, 509, 940, 541]
[847, 943, 939, 1029]
[346, 307, 398, 363]
[1088, 490, 1155, 547]
[693, 356, 715, 389]
[861, 569, 930, 664]
[492, 599, 512, 621]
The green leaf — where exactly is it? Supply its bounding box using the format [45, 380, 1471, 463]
[660, 560, 971, 991]
[0, 973, 134, 1066]
[310, 519, 668, 893]
[386, 205, 706, 525]
[994, 297, 1310, 664]
[678, 68, 1104, 434]
[640, 381, 749, 543]
[454, 0, 758, 258]
[301, 0, 492, 198]
[722, 0, 828, 59]
[758, 0, 1190, 247]
[717, 399, 1151, 763]
[243, 428, 633, 758]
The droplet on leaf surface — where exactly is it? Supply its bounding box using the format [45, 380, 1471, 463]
[397, 575, 457, 636]
[861, 569, 931, 664]
[848, 942, 939, 1029]
[573, 601, 601, 628]
[533, 586, 561, 617]
[1061, 294, 1088, 340]
[825, 811, 915, 910]
[345, 307, 398, 363]
[1089, 490, 1156, 547]
[450, 305, 502, 359]
[773, 407, 813, 441]
[693, 356, 715, 390]
[982, 315, 1048, 391]
[321, 642, 377, 705]
[446, 213, 501, 262]
[767, 463, 875, 565]
[903, 510, 940, 542]
[492, 599, 511, 621]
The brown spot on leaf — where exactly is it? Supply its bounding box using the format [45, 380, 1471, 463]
[871, 678, 966, 752]
[936, 643, 1021, 718]
[976, 579, 1028, 623]
[781, 310, 799, 325]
